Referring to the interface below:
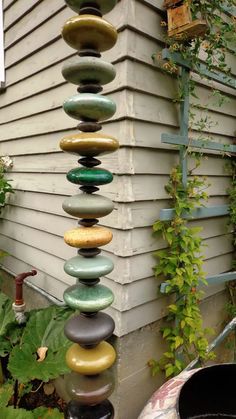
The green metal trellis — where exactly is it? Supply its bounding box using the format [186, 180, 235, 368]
[159, 47, 236, 293]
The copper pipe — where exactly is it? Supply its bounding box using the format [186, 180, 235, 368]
[15, 270, 37, 305]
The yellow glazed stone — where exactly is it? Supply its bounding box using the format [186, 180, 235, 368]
[66, 341, 116, 375]
[64, 226, 112, 248]
[60, 133, 119, 157]
[62, 14, 117, 52]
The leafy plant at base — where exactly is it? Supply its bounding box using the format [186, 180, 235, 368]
[0, 293, 74, 413]
[8, 305, 74, 384]
[0, 406, 63, 418]
[149, 166, 215, 377]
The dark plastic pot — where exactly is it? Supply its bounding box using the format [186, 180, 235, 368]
[178, 364, 236, 418]
[138, 364, 236, 419]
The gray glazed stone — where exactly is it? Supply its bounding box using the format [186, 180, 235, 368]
[62, 57, 116, 86]
[63, 93, 116, 122]
[65, 0, 117, 14]
[63, 193, 114, 219]
[64, 255, 114, 279]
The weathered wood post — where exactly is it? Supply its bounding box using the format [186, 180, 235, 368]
[60, 1, 119, 417]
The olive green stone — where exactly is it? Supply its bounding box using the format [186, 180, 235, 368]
[63, 93, 116, 122]
[62, 15, 117, 53]
[62, 193, 114, 218]
[63, 283, 114, 312]
[60, 132, 119, 157]
[67, 167, 113, 186]
[64, 255, 114, 279]
[62, 57, 116, 86]
[65, 0, 117, 15]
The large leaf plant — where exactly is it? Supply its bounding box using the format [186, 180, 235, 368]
[0, 293, 74, 416]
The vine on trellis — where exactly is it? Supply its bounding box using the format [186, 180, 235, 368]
[149, 167, 215, 377]
[149, 0, 236, 377]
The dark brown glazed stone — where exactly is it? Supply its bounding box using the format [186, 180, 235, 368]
[64, 399, 114, 419]
[78, 121, 102, 132]
[65, 371, 115, 405]
[78, 247, 101, 257]
[64, 312, 115, 345]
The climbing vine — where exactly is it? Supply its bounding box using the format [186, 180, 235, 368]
[149, 167, 215, 377]
[150, 0, 235, 377]
[226, 158, 236, 319]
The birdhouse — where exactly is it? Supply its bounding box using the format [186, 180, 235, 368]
[164, 0, 207, 39]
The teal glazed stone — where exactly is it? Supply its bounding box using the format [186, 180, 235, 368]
[63, 283, 114, 312]
[64, 255, 114, 279]
[65, 371, 115, 405]
[63, 93, 116, 122]
[62, 57, 116, 86]
[67, 167, 113, 186]
[65, 0, 117, 15]
[62, 193, 114, 219]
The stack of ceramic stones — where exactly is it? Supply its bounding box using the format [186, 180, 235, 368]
[60, 1, 119, 418]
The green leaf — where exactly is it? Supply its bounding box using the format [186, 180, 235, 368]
[166, 365, 174, 378]
[174, 336, 183, 349]
[0, 382, 14, 407]
[168, 304, 178, 313]
[8, 306, 74, 383]
[0, 407, 33, 418]
[32, 407, 64, 419]
[162, 328, 172, 338]
[175, 359, 182, 371]
[0, 294, 16, 336]
[163, 352, 174, 359]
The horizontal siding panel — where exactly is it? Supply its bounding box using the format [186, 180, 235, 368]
[6, 172, 231, 201]
[9, 149, 230, 176]
[6, 192, 228, 229]
[5, 0, 64, 48]
[1, 207, 232, 258]
[0, 217, 232, 266]
[0, 88, 234, 140]
[3, 0, 17, 11]
[2, 59, 235, 121]
[2, 206, 231, 252]
[4, 0, 43, 30]
[5, 7, 72, 68]
[1, 239, 231, 312]
[4, 28, 128, 87]
[1, 120, 233, 155]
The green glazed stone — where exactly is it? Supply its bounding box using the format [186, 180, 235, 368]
[64, 255, 114, 279]
[67, 167, 113, 186]
[65, 371, 115, 406]
[65, 0, 117, 14]
[62, 193, 114, 219]
[63, 283, 114, 312]
[63, 93, 116, 122]
[62, 57, 116, 86]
